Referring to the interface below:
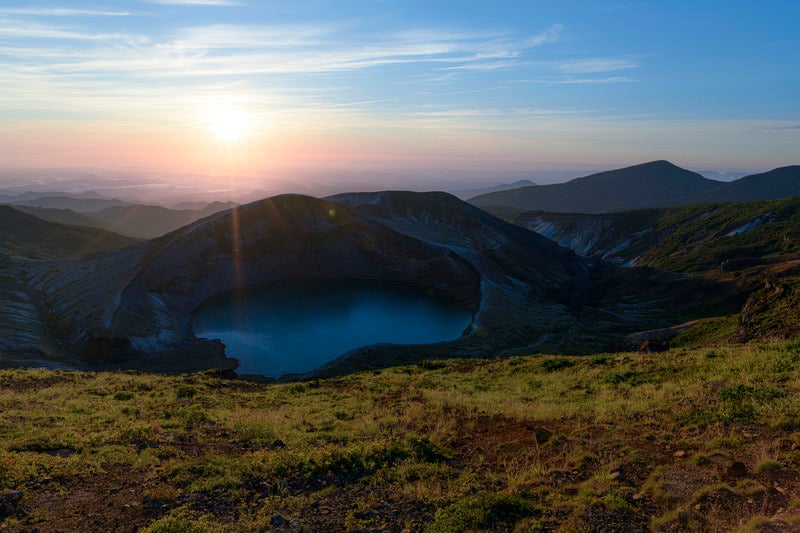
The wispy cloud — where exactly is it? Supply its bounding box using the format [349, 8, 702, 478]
[540, 76, 638, 84]
[143, 0, 242, 5]
[0, 18, 146, 42]
[556, 57, 639, 74]
[0, 14, 637, 138]
[526, 24, 565, 46]
[443, 60, 522, 71]
[0, 8, 130, 16]
[2, 22, 567, 77]
[174, 24, 331, 49]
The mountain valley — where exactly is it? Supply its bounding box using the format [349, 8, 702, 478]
[2, 166, 800, 532]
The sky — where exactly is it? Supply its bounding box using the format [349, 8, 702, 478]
[0, 0, 798, 197]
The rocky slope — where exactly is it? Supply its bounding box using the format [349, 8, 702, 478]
[514, 196, 800, 344]
[513, 196, 800, 271]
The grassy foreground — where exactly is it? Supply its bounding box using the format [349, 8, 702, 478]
[1, 342, 800, 532]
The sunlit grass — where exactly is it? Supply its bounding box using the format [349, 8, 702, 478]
[1, 341, 800, 530]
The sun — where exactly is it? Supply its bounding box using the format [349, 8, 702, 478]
[205, 106, 250, 144]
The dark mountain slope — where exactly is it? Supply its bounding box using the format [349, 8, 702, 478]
[515, 196, 800, 272]
[687, 165, 800, 204]
[470, 161, 720, 214]
[514, 196, 800, 343]
[0, 205, 139, 259]
[10, 205, 112, 231]
[0, 208, 140, 363]
[329, 190, 582, 283]
[454, 179, 538, 200]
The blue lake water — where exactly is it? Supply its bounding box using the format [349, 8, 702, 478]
[192, 279, 472, 377]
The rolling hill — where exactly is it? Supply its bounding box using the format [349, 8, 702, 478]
[9, 205, 113, 232]
[4, 195, 237, 239]
[0, 205, 138, 259]
[90, 201, 237, 238]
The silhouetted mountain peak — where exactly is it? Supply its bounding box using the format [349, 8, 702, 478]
[470, 160, 719, 214]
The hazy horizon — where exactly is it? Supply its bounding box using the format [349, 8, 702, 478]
[1, 0, 798, 199]
[0, 162, 760, 206]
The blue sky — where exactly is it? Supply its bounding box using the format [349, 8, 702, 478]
[0, 0, 798, 193]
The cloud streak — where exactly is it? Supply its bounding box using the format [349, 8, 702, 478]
[535, 76, 638, 84]
[143, 0, 242, 5]
[556, 57, 639, 74]
[0, 8, 131, 16]
[1, 21, 569, 78]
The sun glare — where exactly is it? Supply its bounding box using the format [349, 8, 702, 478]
[206, 106, 250, 144]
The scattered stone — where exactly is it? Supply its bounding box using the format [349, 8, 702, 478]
[534, 426, 553, 444]
[727, 461, 748, 478]
[0, 491, 23, 519]
[270, 515, 288, 527]
[0, 492, 22, 505]
[677, 509, 697, 524]
[674, 450, 686, 458]
[639, 338, 669, 352]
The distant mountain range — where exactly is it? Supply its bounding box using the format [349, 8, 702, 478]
[2, 197, 236, 239]
[470, 161, 800, 215]
[11, 205, 112, 232]
[8, 195, 132, 212]
[89, 201, 237, 238]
